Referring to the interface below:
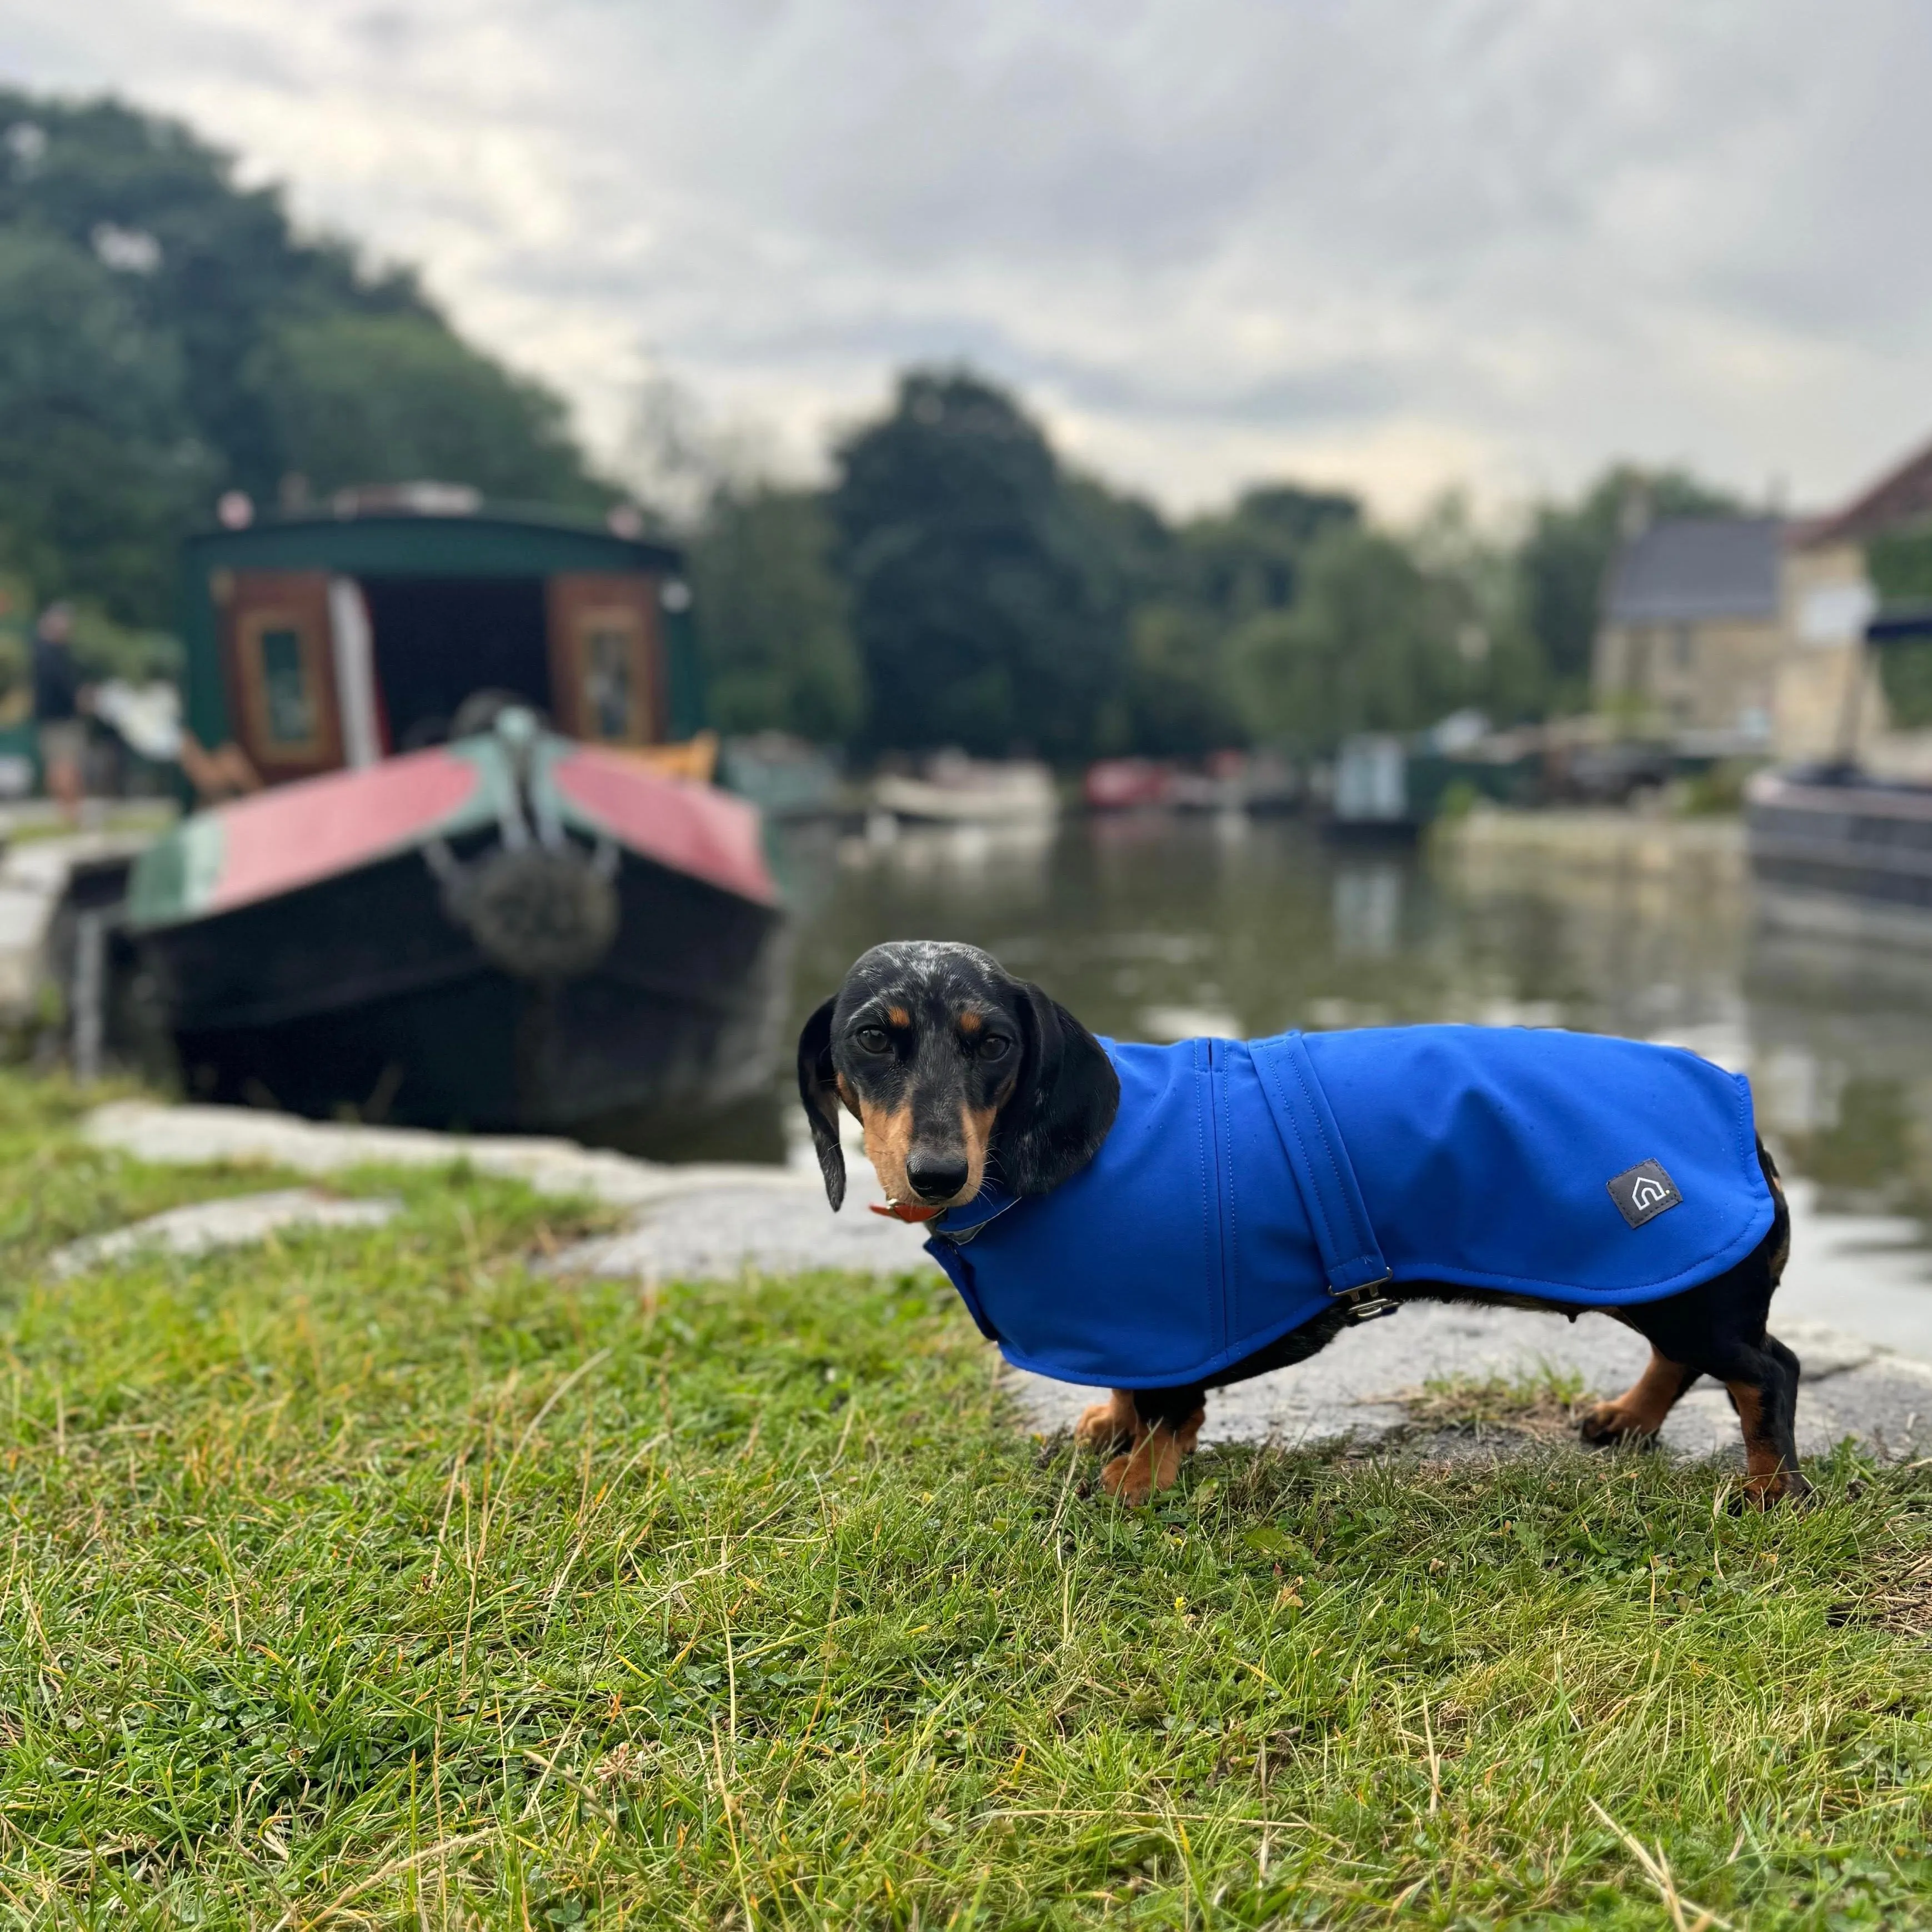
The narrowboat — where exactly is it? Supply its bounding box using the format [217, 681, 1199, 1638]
[123, 492, 789, 1134]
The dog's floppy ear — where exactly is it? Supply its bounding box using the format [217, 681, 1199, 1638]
[795, 995, 846, 1210]
[996, 982, 1119, 1197]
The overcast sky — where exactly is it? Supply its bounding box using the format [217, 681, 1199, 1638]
[5, 1, 1931, 520]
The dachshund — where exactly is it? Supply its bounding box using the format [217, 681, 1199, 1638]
[797, 940, 1802, 1506]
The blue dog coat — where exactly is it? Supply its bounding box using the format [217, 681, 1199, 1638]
[924, 1026, 1774, 1389]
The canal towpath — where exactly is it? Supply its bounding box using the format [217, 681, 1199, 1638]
[83, 1095, 1932, 1471]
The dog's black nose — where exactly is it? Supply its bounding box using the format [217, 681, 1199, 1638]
[906, 1151, 970, 1201]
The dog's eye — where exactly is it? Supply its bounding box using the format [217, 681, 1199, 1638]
[855, 1025, 892, 1054]
[978, 1034, 1013, 1061]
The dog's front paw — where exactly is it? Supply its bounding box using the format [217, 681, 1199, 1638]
[1075, 1397, 1135, 1453]
[1099, 1451, 1152, 1505]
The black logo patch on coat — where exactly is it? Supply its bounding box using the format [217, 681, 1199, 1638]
[1607, 1159, 1683, 1228]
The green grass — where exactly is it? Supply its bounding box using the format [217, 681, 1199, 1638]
[0, 1074, 1930, 1925]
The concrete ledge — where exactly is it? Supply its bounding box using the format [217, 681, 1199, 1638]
[1007, 1308, 1932, 1462]
[1437, 807, 1744, 883]
[84, 1100, 813, 1209]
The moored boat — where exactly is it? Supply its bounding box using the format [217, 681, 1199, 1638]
[1746, 765, 1932, 947]
[872, 752, 1058, 826]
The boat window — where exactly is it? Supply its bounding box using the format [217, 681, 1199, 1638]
[546, 574, 660, 744]
[259, 627, 316, 744]
[574, 606, 646, 739]
[236, 606, 327, 759]
[585, 619, 635, 737]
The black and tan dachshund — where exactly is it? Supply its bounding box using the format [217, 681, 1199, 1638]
[798, 940, 1804, 1505]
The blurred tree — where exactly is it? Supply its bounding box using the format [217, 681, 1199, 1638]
[1519, 464, 1741, 709]
[250, 314, 602, 507]
[1182, 483, 1361, 621]
[689, 485, 862, 741]
[0, 91, 428, 503]
[1228, 523, 1471, 753]
[830, 370, 1124, 758]
[1408, 489, 1548, 726]
[0, 89, 607, 623]
[0, 227, 209, 624]
[1867, 528, 1932, 727]
[1120, 603, 1246, 755]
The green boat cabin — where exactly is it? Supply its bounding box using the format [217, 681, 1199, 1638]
[178, 494, 703, 790]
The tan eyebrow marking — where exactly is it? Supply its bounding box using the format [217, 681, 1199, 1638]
[887, 1006, 910, 1028]
[958, 1010, 983, 1034]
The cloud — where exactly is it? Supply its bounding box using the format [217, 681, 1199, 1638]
[4, 0, 1930, 515]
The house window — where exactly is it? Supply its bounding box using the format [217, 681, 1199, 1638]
[1674, 625, 1695, 670]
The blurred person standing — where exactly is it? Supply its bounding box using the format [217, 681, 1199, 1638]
[31, 602, 89, 823]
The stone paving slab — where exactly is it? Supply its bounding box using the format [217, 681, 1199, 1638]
[47, 1187, 398, 1279]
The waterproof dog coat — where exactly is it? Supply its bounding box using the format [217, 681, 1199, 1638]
[924, 1026, 1774, 1389]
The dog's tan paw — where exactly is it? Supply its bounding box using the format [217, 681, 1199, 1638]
[1578, 1400, 1657, 1447]
[1075, 1398, 1134, 1452]
[1738, 1466, 1813, 1510]
[1099, 1453, 1152, 1505]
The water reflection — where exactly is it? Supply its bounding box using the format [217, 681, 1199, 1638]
[774, 814, 1932, 1352]
[1332, 860, 1405, 959]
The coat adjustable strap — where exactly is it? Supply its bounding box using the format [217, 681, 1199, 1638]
[1250, 1032, 1399, 1323]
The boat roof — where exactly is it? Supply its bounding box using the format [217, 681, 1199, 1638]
[183, 499, 683, 580]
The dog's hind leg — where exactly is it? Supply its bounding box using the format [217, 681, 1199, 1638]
[1075, 1388, 1138, 1454]
[1724, 1334, 1809, 1506]
[1580, 1346, 1699, 1447]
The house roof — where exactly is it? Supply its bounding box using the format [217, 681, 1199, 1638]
[1603, 516, 1784, 625]
[1804, 433, 1932, 548]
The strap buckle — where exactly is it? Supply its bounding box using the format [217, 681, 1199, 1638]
[1335, 1278, 1399, 1324]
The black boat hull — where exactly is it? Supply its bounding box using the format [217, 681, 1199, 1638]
[136, 844, 789, 1133]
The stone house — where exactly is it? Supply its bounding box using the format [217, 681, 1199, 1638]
[1592, 515, 1787, 745]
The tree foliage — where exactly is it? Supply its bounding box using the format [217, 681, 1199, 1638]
[251, 314, 600, 508]
[0, 88, 604, 625]
[0, 227, 209, 622]
[686, 364, 1753, 757]
[1229, 525, 1474, 752]
[830, 371, 1125, 758]
[688, 486, 862, 741]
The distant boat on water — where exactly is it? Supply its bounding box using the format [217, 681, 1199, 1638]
[871, 752, 1058, 826]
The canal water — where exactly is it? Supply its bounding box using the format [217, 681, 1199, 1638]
[770, 812, 1932, 1360]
